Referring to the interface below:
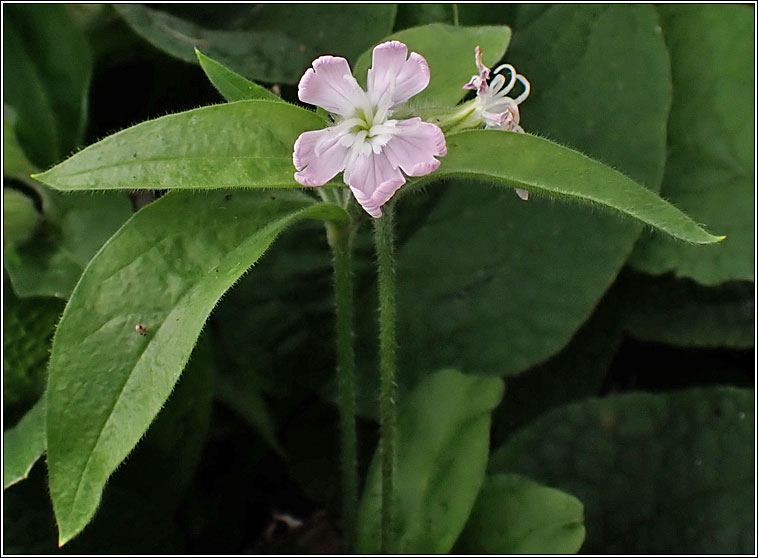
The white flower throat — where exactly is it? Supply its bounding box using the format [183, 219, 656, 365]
[316, 80, 399, 162]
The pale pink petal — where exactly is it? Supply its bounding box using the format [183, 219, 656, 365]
[298, 56, 365, 117]
[344, 151, 405, 218]
[382, 117, 446, 177]
[293, 128, 350, 187]
[367, 41, 430, 108]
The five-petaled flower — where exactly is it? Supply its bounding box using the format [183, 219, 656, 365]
[293, 41, 447, 218]
[464, 46, 531, 199]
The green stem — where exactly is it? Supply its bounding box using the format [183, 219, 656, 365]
[452, 4, 460, 26]
[326, 221, 358, 550]
[373, 204, 397, 553]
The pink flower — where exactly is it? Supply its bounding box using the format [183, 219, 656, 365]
[464, 46, 531, 200]
[293, 41, 447, 218]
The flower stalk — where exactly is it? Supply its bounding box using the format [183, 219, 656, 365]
[374, 203, 398, 553]
[326, 220, 358, 549]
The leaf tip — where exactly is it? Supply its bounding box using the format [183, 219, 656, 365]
[58, 528, 76, 548]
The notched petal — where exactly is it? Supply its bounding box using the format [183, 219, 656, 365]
[298, 56, 365, 117]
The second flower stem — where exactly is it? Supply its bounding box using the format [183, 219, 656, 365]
[374, 205, 397, 554]
[327, 221, 358, 549]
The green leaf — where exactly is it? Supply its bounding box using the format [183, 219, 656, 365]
[3, 287, 63, 409]
[3, 398, 46, 489]
[630, 5, 754, 285]
[393, 5, 454, 30]
[387, 5, 674, 379]
[45, 190, 349, 545]
[107, 337, 214, 509]
[4, 188, 133, 299]
[455, 473, 585, 554]
[195, 48, 281, 102]
[356, 369, 504, 553]
[33, 101, 326, 192]
[491, 388, 755, 553]
[3, 105, 38, 180]
[621, 270, 754, 349]
[354, 24, 511, 108]
[114, 4, 397, 84]
[3, 4, 91, 167]
[3, 189, 39, 247]
[426, 131, 722, 244]
[214, 374, 281, 454]
[492, 285, 625, 441]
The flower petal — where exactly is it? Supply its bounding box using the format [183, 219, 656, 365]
[293, 128, 350, 187]
[367, 41, 430, 108]
[382, 117, 446, 177]
[344, 151, 405, 218]
[298, 56, 366, 117]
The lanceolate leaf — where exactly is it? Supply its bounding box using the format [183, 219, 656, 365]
[3, 398, 46, 489]
[32, 101, 326, 192]
[114, 4, 397, 84]
[46, 190, 349, 545]
[354, 24, 511, 108]
[420, 130, 723, 244]
[195, 49, 281, 102]
[357, 369, 504, 553]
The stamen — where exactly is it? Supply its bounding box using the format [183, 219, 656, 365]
[492, 64, 517, 97]
[513, 75, 530, 105]
[489, 74, 506, 96]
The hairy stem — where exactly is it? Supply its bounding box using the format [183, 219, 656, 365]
[326, 221, 358, 550]
[374, 205, 397, 553]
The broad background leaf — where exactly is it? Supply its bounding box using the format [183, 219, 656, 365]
[3, 105, 37, 180]
[357, 369, 504, 553]
[3, 4, 91, 168]
[4, 187, 133, 299]
[354, 23, 511, 108]
[3, 398, 46, 489]
[114, 4, 397, 84]
[33, 101, 327, 192]
[387, 5, 672, 382]
[3, 188, 39, 247]
[491, 284, 625, 442]
[455, 473, 585, 554]
[393, 4, 454, 29]
[491, 388, 755, 553]
[630, 5, 754, 285]
[621, 271, 754, 349]
[3, 285, 63, 410]
[46, 190, 349, 545]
